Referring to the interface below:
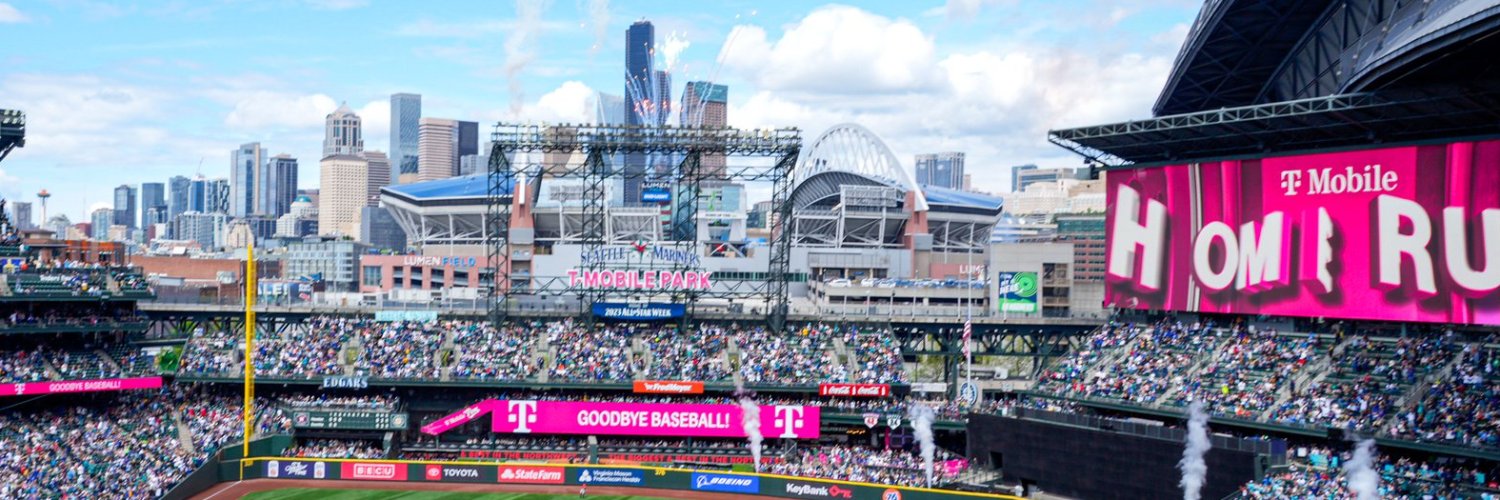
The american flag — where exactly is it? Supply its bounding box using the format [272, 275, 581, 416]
[962, 320, 972, 362]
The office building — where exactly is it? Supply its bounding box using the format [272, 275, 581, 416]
[1012, 165, 1086, 192]
[457, 121, 478, 160]
[458, 154, 487, 176]
[362, 151, 391, 205]
[205, 178, 231, 214]
[284, 237, 370, 291]
[46, 214, 70, 238]
[113, 184, 137, 230]
[594, 92, 625, 125]
[624, 21, 655, 204]
[168, 176, 191, 220]
[323, 102, 363, 158]
[8, 201, 31, 230]
[915, 152, 965, 189]
[173, 211, 228, 250]
[91, 208, 113, 240]
[262, 154, 298, 217]
[390, 93, 421, 177]
[318, 154, 371, 237]
[230, 142, 265, 217]
[139, 182, 165, 228]
[276, 195, 317, 238]
[359, 206, 407, 251]
[682, 81, 728, 176]
[417, 117, 457, 182]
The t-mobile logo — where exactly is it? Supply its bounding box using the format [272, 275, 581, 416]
[507, 400, 538, 433]
[1279, 170, 1303, 195]
[773, 406, 805, 438]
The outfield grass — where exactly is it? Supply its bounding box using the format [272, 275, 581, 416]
[244, 489, 674, 500]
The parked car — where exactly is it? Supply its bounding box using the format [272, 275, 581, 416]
[827, 278, 852, 288]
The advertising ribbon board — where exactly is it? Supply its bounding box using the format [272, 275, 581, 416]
[422, 399, 820, 439]
[0, 376, 162, 397]
[633, 380, 704, 394]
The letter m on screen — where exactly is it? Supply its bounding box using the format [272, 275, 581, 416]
[1108, 184, 1168, 292]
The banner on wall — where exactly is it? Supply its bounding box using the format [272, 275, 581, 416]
[0, 376, 162, 397]
[995, 272, 1039, 313]
[1106, 139, 1500, 325]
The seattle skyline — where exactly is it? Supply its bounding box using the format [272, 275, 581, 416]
[0, 0, 1196, 222]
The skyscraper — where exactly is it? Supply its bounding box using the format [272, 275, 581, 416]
[318, 154, 370, 237]
[262, 154, 298, 217]
[113, 184, 137, 230]
[205, 178, 231, 214]
[90, 208, 113, 240]
[594, 92, 625, 125]
[231, 142, 265, 217]
[418, 117, 457, 182]
[457, 121, 478, 160]
[914, 152, 965, 189]
[390, 93, 421, 178]
[361, 151, 390, 206]
[168, 175, 191, 220]
[8, 201, 31, 230]
[682, 82, 729, 175]
[323, 103, 363, 158]
[653, 70, 672, 125]
[140, 182, 165, 228]
[624, 20, 656, 204]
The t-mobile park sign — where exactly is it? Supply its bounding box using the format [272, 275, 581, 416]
[420, 399, 820, 439]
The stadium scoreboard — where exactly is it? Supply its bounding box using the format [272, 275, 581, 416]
[291, 410, 409, 430]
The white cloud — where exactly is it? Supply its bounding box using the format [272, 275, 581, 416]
[223, 92, 338, 131]
[715, 4, 1176, 192]
[718, 6, 939, 94]
[0, 3, 30, 23]
[357, 99, 391, 153]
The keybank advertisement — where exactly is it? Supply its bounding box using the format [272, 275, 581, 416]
[421, 399, 820, 439]
[995, 272, 1039, 313]
[1105, 139, 1500, 325]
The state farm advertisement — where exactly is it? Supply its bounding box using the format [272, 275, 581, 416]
[497, 465, 566, 484]
[0, 376, 162, 397]
[340, 462, 407, 481]
[633, 380, 704, 394]
[817, 383, 890, 397]
[421, 399, 820, 439]
[1106, 139, 1500, 325]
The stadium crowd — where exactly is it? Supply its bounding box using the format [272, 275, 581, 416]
[281, 439, 385, 459]
[1037, 318, 1500, 448]
[0, 387, 290, 499]
[178, 317, 908, 386]
[770, 444, 962, 488]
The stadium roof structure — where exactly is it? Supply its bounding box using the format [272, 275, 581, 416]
[922, 185, 1003, 215]
[381, 174, 516, 206]
[1155, 0, 1500, 116]
[0, 109, 24, 163]
[1050, 82, 1500, 168]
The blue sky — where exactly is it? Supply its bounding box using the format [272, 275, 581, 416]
[0, 0, 1199, 222]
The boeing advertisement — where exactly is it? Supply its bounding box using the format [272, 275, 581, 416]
[1105, 139, 1500, 325]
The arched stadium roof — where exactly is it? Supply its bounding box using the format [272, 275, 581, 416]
[794, 123, 929, 212]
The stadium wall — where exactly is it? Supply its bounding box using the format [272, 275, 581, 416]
[966, 411, 1274, 499]
[207, 457, 1021, 500]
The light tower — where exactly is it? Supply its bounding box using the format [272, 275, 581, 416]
[36, 189, 50, 225]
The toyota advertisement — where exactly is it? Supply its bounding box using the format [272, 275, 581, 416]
[1105, 139, 1500, 325]
[421, 399, 820, 439]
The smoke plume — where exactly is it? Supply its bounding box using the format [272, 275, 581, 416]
[1345, 438, 1380, 500]
[909, 403, 936, 486]
[1178, 402, 1210, 500]
[735, 382, 763, 471]
[580, 0, 608, 55]
[505, 0, 549, 114]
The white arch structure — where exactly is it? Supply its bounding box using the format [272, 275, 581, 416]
[794, 123, 929, 212]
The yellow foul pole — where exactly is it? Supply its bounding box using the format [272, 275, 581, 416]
[242, 240, 257, 473]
